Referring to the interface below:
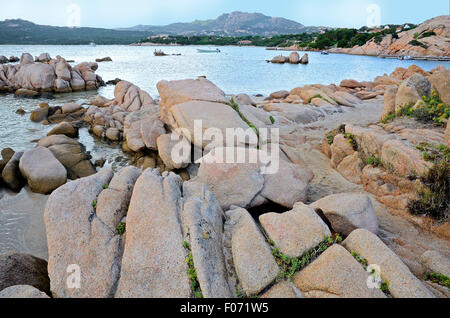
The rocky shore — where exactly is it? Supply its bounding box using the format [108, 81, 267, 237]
[0, 51, 449, 298]
[0, 53, 104, 95]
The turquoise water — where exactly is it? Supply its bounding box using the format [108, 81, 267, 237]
[0, 44, 448, 157]
[1, 45, 449, 97]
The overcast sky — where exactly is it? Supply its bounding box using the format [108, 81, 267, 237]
[0, 0, 448, 28]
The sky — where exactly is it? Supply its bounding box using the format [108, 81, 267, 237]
[0, 0, 448, 29]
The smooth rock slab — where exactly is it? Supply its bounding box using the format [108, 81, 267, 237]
[260, 203, 331, 258]
[19, 147, 67, 194]
[225, 207, 279, 296]
[261, 281, 303, 298]
[293, 245, 386, 298]
[157, 133, 190, 170]
[0, 285, 50, 298]
[342, 229, 434, 298]
[181, 181, 232, 298]
[96, 166, 141, 231]
[116, 169, 191, 298]
[196, 161, 264, 211]
[310, 193, 379, 236]
[45, 168, 118, 298]
[421, 251, 450, 277]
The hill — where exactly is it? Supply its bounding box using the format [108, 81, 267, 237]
[121, 11, 318, 36]
[0, 19, 151, 45]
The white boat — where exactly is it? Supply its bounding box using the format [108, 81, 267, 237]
[197, 48, 221, 53]
[321, 50, 329, 55]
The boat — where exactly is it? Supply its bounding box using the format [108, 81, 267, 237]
[154, 49, 167, 56]
[321, 50, 329, 55]
[399, 55, 412, 60]
[197, 48, 221, 53]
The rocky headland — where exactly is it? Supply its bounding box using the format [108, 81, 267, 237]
[0, 51, 449, 299]
[329, 16, 450, 58]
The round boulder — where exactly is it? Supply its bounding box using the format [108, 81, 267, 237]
[19, 147, 67, 194]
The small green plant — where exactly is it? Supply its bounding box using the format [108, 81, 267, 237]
[364, 156, 382, 167]
[307, 94, 323, 104]
[269, 116, 275, 124]
[396, 92, 450, 127]
[351, 251, 391, 296]
[425, 272, 450, 289]
[351, 251, 368, 270]
[380, 281, 391, 295]
[116, 222, 126, 235]
[413, 32, 419, 40]
[92, 200, 97, 210]
[229, 99, 259, 135]
[269, 235, 342, 282]
[326, 125, 346, 145]
[408, 39, 428, 49]
[183, 242, 203, 298]
[408, 159, 449, 220]
[419, 31, 436, 39]
[381, 113, 396, 124]
[103, 184, 109, 189]
[344, 133, 358, 151]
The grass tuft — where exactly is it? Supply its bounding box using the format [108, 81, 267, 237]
[183, 241, 203, 298]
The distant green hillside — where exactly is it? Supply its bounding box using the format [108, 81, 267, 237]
[0, 19, 151, 45]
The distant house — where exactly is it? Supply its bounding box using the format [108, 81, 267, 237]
[404, 24, 411, 29]
[237, 40, 253, 45]
[384, 25, 390, 30]
[396, 27, 403, 33]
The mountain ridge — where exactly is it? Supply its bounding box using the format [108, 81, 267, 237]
[118, 11, 317, 36]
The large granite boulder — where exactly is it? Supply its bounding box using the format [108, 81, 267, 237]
[260, 203, 331, 258]
[181, 181, 232, 298]
[428, 68, 450, 105]
[38, 135, 96, 179]
[225, 207, 279, 296]
[45, 168, 119, 298]
[0, 253, 50, 296]
[169, 100, 253, 149]
[293, 245, 386, 298]
[195, 147, 313, 210]
[2, 152, 25, 191]
[310, 193, 379, 236]
[421, 251, 450, 277]
[19, 147, 67, 194]
[157, 78, 228, 124]
[342, 229, 434, 298]
[116, 169, 191, 298]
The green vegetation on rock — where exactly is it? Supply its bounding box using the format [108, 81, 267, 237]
[183, 241, 203, 298]
[269, 235, 342, 282]
[425, 272, 450, 289]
